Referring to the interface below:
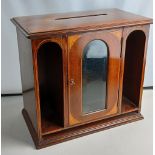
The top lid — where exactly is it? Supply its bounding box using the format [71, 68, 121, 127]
[11, 8, 152, 39]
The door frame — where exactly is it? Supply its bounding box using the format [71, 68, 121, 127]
[68, 29, 122, 126]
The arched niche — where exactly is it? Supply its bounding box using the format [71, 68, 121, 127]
[123, 30, 146, 107]
[37, 42, 64, 129]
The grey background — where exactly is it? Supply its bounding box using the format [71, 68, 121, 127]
[2, 0, 153, 94]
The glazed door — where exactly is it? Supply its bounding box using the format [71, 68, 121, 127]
[68, 30, 122, 126]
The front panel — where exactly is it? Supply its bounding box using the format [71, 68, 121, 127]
[68, 29, 122, 125]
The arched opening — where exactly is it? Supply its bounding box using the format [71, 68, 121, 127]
[37, 42, 64, 133]
[122, 30, 146, 112]
[82, 40, 108, 114]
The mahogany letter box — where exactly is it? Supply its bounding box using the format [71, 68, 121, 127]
[11, 9, 152, 149]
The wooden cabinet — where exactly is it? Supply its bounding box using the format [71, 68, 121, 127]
[11, 9, 152, 149]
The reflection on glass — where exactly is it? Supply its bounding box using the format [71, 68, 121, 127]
[82, 40, 108, 114]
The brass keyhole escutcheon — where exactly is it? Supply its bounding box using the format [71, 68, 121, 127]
[70, 79, 75, 86]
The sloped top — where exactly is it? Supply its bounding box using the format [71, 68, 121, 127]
[11, 9, 152, 39]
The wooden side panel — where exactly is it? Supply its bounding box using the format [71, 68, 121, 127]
[16, 29, 39, 135]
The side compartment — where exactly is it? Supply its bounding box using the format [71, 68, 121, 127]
[120, 25, 150, 113]
[32, 36, 68, 136]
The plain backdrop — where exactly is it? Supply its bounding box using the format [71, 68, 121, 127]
[1, 0, 153, 94]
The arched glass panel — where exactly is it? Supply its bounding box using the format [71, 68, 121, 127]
[82, 40, 108, 114]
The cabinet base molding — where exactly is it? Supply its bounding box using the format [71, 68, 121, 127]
[22, 109, 143, 149]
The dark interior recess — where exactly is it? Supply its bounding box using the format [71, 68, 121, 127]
[37, 42, 64, 133]
[122, 30, 146, 113]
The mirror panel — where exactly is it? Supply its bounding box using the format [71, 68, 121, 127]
[82, 40, 108, 114]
